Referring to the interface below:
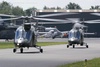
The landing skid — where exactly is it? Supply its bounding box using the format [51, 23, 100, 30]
[67, 42, 88, 48]
[13, 45, 43, 53]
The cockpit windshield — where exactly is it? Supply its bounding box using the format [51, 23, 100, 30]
[68, 31, 81, 39]
[25, 31, 31, 40]
[76, 31, 81, 39]
[68, 32, 75, 38]
[15, 30, 31, 40]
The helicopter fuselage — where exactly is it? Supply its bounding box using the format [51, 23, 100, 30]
[67, 28, 88, 48]
[13, 23, 43, 53]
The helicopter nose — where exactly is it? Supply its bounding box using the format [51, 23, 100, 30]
[70, 38, 75, 41]
[18, 38, 24, 43]
[70, 37, 77, 41]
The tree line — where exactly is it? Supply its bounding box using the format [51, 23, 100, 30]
[0, 1, 36, 16]
[0, 1, 100, 16]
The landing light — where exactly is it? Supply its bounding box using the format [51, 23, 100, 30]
[17, 43, 19, 46]
[71, 38, 74, 41]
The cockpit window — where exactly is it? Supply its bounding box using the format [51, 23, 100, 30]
[68, 32, 75, 38]
[76, 31, 81, 39]
[15, 30, 25, 39]
[68, 31, 80, 39]
[15, 30, 32, 40]
[15, 30, 20, 39]
[25, 31, 31, 40]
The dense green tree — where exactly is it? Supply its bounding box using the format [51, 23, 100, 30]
[50, 7, 56, 9]
[12, 6, 25, 16]
[25, 7, 37, 16]
[43, 6, 62, 10]
[43, 6, 49, 9]
[0, 1, 12, 14]
[56, 6, 61, 9]
[65, 2, 82, 9]
[90, 6, 100, 9]
[0, 1, 25, 16]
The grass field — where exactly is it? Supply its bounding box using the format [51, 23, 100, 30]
[0, 42, 67, 49]
[59, 58, 100, 67]
[0, 42, 14, 49]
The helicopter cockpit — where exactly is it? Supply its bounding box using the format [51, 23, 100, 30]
[68, 29, 81, 40]
[15, 27, 32, 43]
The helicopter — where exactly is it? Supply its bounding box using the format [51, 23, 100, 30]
[66, 18, 95, 48]
[13, 23, 43, 53]
[38, 27, 67, 39]
[67, 23, 88, 48]
[13, 17, 44, 53]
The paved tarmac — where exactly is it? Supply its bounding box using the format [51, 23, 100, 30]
[0, 38, 100, 67]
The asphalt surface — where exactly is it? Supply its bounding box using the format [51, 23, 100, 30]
[0, 38, 100, 67]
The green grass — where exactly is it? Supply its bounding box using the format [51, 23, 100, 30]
[0, 42, 14, 49]
[0, 42, 67, 49]
[59, 58, 100, 67]
[37, 42, 67, 46]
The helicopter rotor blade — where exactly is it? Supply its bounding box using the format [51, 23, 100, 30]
[0, 17, 20, 21]
[66, 18, 80, 23]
